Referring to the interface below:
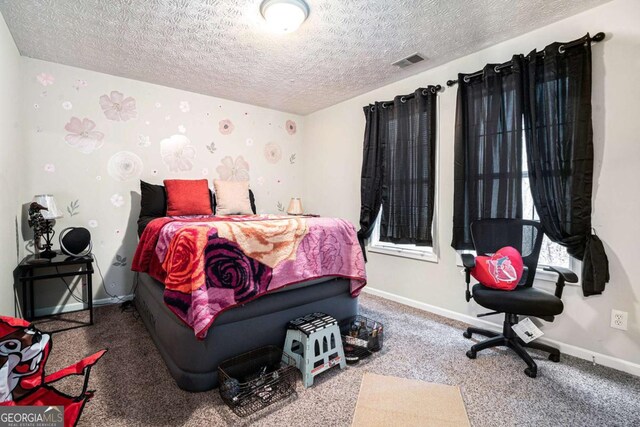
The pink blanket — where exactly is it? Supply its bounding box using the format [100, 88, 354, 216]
[132, 215, 366, 339]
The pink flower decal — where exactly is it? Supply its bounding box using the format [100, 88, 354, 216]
[219, 119, 234, 135]
[286, 120, 297, 135]
[216, 156, 250, 181]
[99, 91, 137, 121]
[36, 73, 54, 86]
[64, 117, 105, 154]
[264, 142, 282, 164]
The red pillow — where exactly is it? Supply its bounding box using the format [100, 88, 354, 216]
[470, 246, 524, 291]
[163, 179, 212, 216]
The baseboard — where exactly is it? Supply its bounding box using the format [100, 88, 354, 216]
[33, 294, 134, 318]
[363, 287, 640, 377]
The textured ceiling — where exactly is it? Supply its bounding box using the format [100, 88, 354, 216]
[0, 0, 610, 115]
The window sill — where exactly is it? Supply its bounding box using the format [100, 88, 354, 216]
[368, 244, 439, 263]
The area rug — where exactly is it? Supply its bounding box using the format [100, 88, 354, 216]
[351, 373, 470, 427]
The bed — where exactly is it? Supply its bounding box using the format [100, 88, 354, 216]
[131, 209, 366, 391]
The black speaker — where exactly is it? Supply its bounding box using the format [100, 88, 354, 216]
[59, 227, 92, 257]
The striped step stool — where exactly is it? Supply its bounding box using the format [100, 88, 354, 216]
[283, 312, 346, 388]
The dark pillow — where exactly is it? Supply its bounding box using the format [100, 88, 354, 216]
[212, 190, 257, 214]
[140, 181, 167, 218]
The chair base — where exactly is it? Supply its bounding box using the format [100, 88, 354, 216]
[463, 314, 560, 378]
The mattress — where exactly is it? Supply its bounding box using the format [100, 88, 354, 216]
[135, 272, 358, 391]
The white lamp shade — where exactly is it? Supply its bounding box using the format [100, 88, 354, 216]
[287, 197, 303, 215]
[33, 194, 64, 220]
[261, 0, 309, 33]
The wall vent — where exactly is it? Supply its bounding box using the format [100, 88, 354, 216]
[392, 53, 426, 69]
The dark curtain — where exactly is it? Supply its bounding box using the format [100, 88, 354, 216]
[357, 102, 390, 254]
[380, 88, 438, 246]
[523, 34, 608, 294]
[452, 56, 525, 250]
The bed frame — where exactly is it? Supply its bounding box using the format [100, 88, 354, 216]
[134, 273, 358, 392]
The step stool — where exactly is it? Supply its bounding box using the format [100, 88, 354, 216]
[283, 312, 346, 388]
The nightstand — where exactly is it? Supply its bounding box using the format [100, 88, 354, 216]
[16, 251, 94, 331]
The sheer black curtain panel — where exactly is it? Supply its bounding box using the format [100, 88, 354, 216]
[523, 34, 609, 295]
[357, 86, 439, 257]
[452, 56, 525, 250]
[380, 88, 438, 246]
[357, 102, 390, 255]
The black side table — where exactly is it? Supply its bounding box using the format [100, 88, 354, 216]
[16, 251, 94, 332]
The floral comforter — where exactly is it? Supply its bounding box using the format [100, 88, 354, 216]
[131, 215, 366, 339]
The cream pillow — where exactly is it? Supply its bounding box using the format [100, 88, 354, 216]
[213, 180, 253, 215]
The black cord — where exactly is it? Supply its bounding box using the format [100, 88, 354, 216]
[54, 266, 86, 304]
[91, 252, 138, 305]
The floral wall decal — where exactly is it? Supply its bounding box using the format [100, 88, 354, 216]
[110, 194, 124, 207]
[67, 200, 80, 217]
[64, 117, 104, 154]
[99, 90, 137, 121]
[137, 134, 151, 147]
[22, 58, 303, 309]
[219, 119, 234, 135]
[264, 142, 282, 164]
[286, 120, 297, 135]
[289, 153, 296, 164]
[112, 254, 127, 267]
[160, 134, 196, 172]
[217, 156, 250, 181]
[107, 151, 143, 181]
[36, 73, 54, 86]
[277, 201, 285, 212]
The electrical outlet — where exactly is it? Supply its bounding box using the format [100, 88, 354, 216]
[610, 309, 628, 331]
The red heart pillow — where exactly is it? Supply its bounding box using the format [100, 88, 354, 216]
[470, 246, 524, 291]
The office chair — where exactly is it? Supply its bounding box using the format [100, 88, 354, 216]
[461, 219, 578, 378]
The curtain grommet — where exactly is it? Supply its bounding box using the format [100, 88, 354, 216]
[400, 96, 406, 103]
[422, 89, 429, 96]
[370, 106, 375, 112]
[463, 75, 471, 83]
[558, 44, 566, 54]
[494, 65, 501, 73]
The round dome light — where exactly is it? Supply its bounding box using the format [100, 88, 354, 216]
[260, 0, 310, 33]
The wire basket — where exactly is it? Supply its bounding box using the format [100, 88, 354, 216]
[339, 315, 384, 365]
[218, 346, 298, 417]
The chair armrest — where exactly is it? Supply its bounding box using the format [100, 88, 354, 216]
[544, 266, 578, 299]
[461, 253, 475, 270]
[544, 266, 578, 283]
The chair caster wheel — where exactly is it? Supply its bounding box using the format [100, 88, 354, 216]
[524, 368, 537, 378]
[466, 350, 476, 359]
[463, 331, 472, 339]
[548, 353, 560, 363]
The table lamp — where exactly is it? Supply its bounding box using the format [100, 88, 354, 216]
[31, 194, 64, 258]
[287, 197, 303, 215]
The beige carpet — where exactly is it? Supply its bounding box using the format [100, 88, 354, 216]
[352, 373, 470, 427]
[31, 293, 640, 426]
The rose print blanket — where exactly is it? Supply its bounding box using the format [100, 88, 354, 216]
[132, 215, 367, 339]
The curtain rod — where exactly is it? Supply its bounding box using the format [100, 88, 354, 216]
[445, 32, 605, 87]
[373, 85, 443, 109]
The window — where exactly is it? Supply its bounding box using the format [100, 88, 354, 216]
[369, 211, 438, 262]
[522, 135, 571, 269]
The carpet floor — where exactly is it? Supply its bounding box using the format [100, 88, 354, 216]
[35, 294, 639, 426]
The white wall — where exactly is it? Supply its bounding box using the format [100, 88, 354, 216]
[0, 14, 23, 316]
[303, 0, 640, 369]
[18, 58, 304, 311]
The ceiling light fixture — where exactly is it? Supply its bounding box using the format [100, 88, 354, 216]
[260, 0, 310, 33]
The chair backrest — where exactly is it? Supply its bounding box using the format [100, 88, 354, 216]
[470, 219, 544, 287]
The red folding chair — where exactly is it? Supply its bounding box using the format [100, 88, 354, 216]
[0, 316, 106, 427]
